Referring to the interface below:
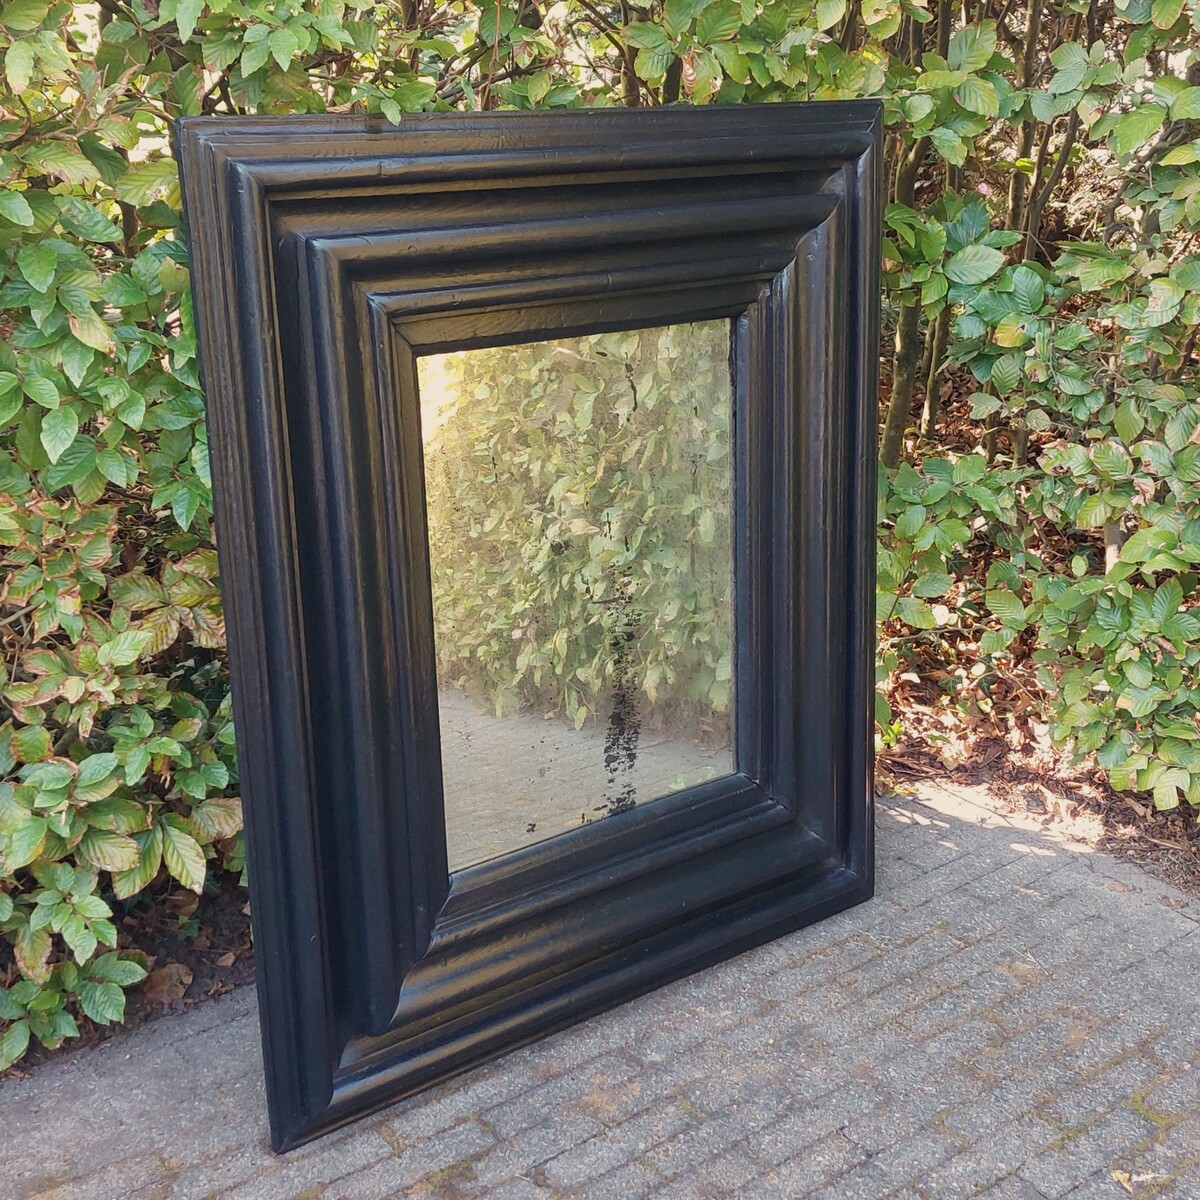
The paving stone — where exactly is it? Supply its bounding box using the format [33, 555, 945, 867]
[578, 1158, 665, 1200]
[916, 1116, 1054, 1196]
[466, 1178, 554, 1200]
[1018, 1107, 1161, 1199]
[753, 1130, 870, 1195]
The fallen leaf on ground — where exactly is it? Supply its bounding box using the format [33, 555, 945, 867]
[143, 963, 194, 1007]
[165, 891, 200, 918]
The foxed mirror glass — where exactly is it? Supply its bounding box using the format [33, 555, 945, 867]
[417, 321, 735, 871]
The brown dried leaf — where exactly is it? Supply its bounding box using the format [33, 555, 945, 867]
[143, 962, 193, 1007]
[165, 890, 200, 918]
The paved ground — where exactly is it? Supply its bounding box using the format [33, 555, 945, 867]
[439, 688, 731, 870]
[3, 782, 1199, 1200]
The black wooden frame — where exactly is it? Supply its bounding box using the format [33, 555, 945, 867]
[177, 103, 882, 1151]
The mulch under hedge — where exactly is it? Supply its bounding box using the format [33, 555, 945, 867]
[1, 868, 253, 1079]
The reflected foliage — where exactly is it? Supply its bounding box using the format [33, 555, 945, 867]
[420, 322, 732, 736]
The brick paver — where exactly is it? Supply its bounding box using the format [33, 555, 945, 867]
[2, 783, 1197, 1200]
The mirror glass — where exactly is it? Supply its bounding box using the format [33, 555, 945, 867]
[418, 321, 734, 872]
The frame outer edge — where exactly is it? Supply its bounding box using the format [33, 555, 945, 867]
[848, 105, 883, 888]
[176, 123, 338, 1150]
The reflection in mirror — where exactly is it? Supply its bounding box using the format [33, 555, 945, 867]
[418, 321, 734, 872]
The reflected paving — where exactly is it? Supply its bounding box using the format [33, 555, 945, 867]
[439, 688, 730, 872]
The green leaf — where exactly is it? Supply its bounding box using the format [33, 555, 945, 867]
[979, 628, 1017, 655]
[73, 753, 120, 802]
[990, 353, 1023, 395]
[930, 127, 966, 166]
[1123, 658, 1154, 689]
[0, 1020, 30, 1071]
[240, 28, 272, 76]
[15, 923, 51, 982]
[43, 436, 95, 492]
[189, 797, 243, 841]
[1011, 265, 1045, 314]
[0, 190, 34, 225]
[911, 572, 953, 598]
[60, 339, 94, 389]
[39, 406, 78, 464]
[22, 375, 58, 408]
[1114, 400, 1144, 446]
[61, 914, 97, 964]
[4, 39, 34, 92]
[1171, 87, 1200, 119]
[1151, 0, 1185, 26]
[861, 0, 900, 37]
[955, 76, 998, 117]
[986, 588, 1027, 629]
[948, 23, 996, 72]
[623, 20, 671, 49]
[1076, 493, 1111, 528]
[109, 572, 169, 609]
[268, 25, 301, 71]
[944, 244, 1006, 285]
[16, 242, 56, 292]
[634, 45, 673, 81]
[11, 724, 51, 763]
[1161, 141, 1200, 166]
[710, 43, 749, 82]
[78, 979, 125, 1025]
[893, 597, 938, 629]
[918, 69, 968, 90]
[1151, 578, 1183, 627]
[663, 0, 704, 36]
[695, 0, 740, 42]
[1153, 768, 1188, 811]
[814, 0, 846, 30]
[111, 825, 163, 900]
[894, 504, 927, 539]
[79, 829, 140, 873]
[68, 309, 114, 353]
[1091, 442, 1132, 477]
[23, 141, 98, 185]
[952, 454, 987, 484]
[88, 953, 146, 986]
[96, 629, 151, 668]
[174, 0, 202, 40]
[1173, 259, 1200, 291]
[4, 815, 48, 870]
[115, 159, 177, 207]
[1111, 105, 1167, 157]
[160, 815, 206, 893]
[0, 0, 50, 32]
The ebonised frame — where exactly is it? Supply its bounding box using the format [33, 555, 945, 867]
[176, 103, 882, 1151]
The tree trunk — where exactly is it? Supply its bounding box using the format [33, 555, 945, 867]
[881, 301, 922, 468]
[1006, 0, 1044, 237]
[920, 307, 951, 439]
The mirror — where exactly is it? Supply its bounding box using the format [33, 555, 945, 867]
[418, 322, 735, 871]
